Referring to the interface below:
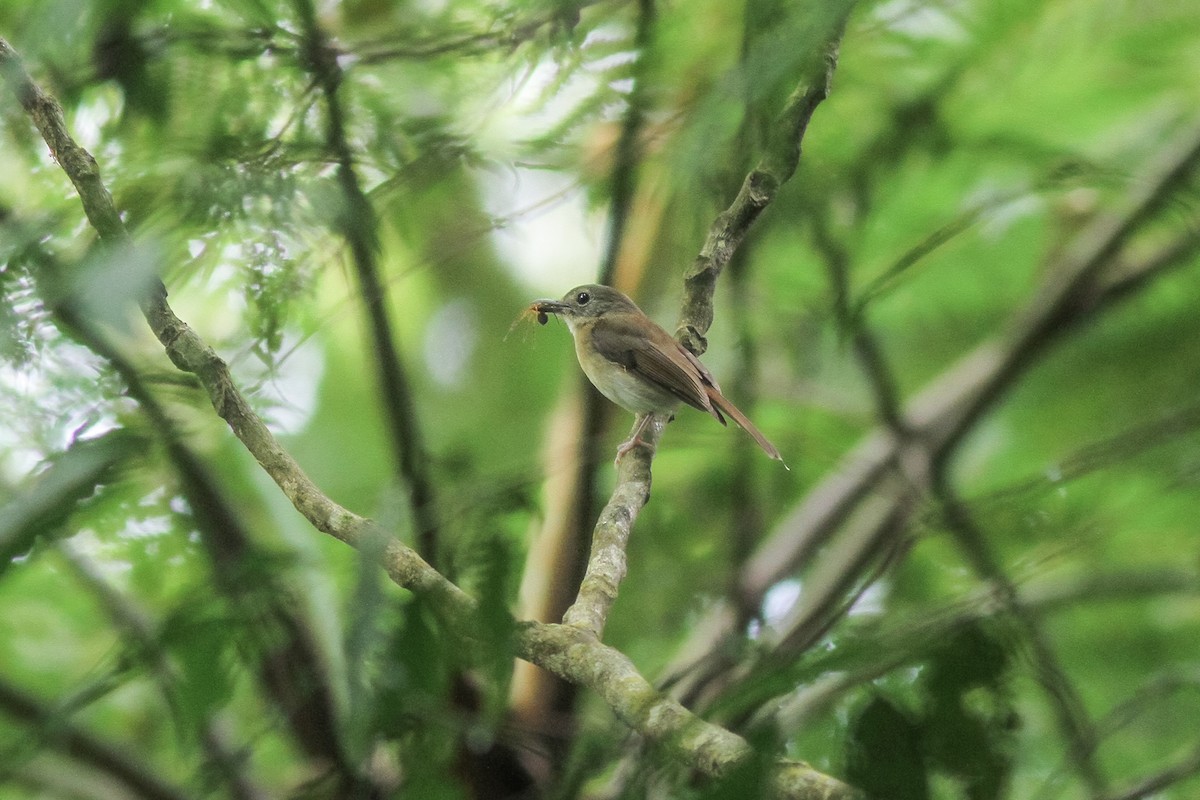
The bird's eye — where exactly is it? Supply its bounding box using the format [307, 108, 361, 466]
[576, 291, 590, 305]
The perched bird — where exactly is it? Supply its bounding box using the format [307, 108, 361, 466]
[531, 284, 783, 464]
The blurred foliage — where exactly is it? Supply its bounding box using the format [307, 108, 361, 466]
[3, 0, 1200, 798]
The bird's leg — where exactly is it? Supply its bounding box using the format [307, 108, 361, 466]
[615, 413, 657, 465]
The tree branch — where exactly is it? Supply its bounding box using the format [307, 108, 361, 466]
[677, 8, 848, 354]
[561, 3, 848, 642]
[0, 678, 191, 800]
[1101, 745, 1200, 800]
[815, 164, 1105, 792]
[515, 621, 854, 798]
[813, 207, 908, 434]
[561, 416, 661, 636]
[292, 0, 442, 562]
[34, 256, 367, 790]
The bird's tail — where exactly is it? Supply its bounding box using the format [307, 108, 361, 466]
[707, 389, 787, 467]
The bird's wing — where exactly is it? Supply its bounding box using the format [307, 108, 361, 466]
[590, 314, 784, 463]
[589, 315, 721, 419]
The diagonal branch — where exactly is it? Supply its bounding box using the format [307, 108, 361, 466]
[1101, 743, 1200, 800]
[746, 115, 1200, 609]
[59, 544, 270, 800]
[0, 677, 191, 800]
[662, 113, 1200, 705]
[2, 38, 465, 612]
[815, 170, 1106, 792]
[515, 620, 856, 797]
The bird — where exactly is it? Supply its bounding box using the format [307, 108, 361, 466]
[530, 284, 784, 465]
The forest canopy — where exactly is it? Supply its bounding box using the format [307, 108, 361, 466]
[2, 1, 1200, 799]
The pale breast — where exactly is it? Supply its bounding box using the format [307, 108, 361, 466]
[576, 346, 679, 414]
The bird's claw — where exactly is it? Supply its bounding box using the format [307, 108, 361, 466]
[614, 436, 651, 467]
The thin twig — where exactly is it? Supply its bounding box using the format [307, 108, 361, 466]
[813, 207, 908, 434]
[931, 473, 1106, 795]
[760, 568, 1200, 734]
[1101, 745, 1200, 800]
[352, 0, 614, 63]
[854, 187, 1027, 311]
[59, 544, 270, 800]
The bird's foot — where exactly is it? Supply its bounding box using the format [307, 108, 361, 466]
[613, 413, 660, 467]
[614, 435, 651, 467]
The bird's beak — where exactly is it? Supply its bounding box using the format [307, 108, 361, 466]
[532, 299, 572, 317]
